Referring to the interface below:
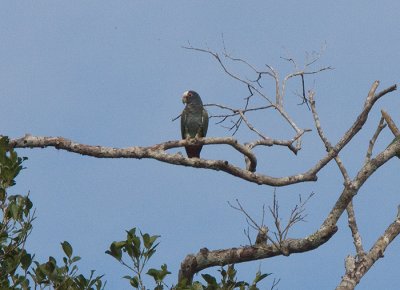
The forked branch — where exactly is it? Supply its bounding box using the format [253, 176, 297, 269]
[337, 208, 400, 290]
[179, 136, 400, 285]
[182, 44, 331, 152]
[6, 83, 397, 188]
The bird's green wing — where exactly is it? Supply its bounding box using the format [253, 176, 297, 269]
[181, 109, 188, 139]
[201, 108, 209, 137]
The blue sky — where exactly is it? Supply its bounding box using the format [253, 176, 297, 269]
[1, 1, 400, 289]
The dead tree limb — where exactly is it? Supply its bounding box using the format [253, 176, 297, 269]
[346, 201, 365, 257]
[178, 81, 398, 284]
[381, 109, 400, 136]
[182, 44, 329, 152]
[178, 225, 337, 285]
[179, 137, 400, 284]
[336, 209, 400, 290]
[364, 117, 386, 164]
[7, 83, 396, 188]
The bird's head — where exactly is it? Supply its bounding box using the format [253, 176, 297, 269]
[182, 90, 202, 106]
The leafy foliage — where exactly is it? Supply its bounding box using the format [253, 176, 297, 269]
[106, 226, 272, 290]
[0, 136, 105, 290]
[106, 228, 170, 290]
[176, 265, 271, 290]
[31, 241, 105, 290]
[0, 136, 33, 289]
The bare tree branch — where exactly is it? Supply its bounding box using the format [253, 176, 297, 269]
[304, 82, 397, 179]
[346, 201, 365, 257]
[309, 90, 351, 184]
[182, 44, 316, 146]
[320, 134, 400, 233]
[309, 90, 332, 150]
[237, 110, 268, 140]
[178, 224, 337, 285]
[310, 81, 368, 273]
[179, 137, 400, 284]
[228, 199, 278, 248]
[337, 207, 400, 290]
[6, 83, 397, 190]
[381, 109, 400, 136]
[281, 66, 332, 107]
[270, 277, 281, 290]
[364, 117, 386, 164]
[246, 129, 310, 155]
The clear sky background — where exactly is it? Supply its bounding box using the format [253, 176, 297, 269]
[1, 1, 400, 289]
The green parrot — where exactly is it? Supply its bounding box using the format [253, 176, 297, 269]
[181, 90, 209, 158]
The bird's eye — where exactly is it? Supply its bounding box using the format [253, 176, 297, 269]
[187, 92, 192, 97]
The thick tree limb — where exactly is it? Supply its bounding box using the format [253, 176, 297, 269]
[9, 135, 319, 186]
[178, 225, 337, 284]
[179, 137, 400, 284]
[7, 83, 396, 189]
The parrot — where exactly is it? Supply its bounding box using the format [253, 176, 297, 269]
[181, 90, 209, 158]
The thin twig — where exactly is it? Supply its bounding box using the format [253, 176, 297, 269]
[228, 199, 279, 248]
[309, 91, 332, 150]
[364, 117, 386, 164]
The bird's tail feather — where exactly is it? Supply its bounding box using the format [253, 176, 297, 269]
[185, 145, 202, 158]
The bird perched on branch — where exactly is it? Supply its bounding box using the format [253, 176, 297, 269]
[181, 90, 209, 158]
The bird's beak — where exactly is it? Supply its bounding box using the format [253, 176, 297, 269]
[182, 94, 187, 104]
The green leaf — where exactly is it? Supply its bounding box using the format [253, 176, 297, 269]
[253, 271, 271, 284]
[130, 276, 139, 288]
[191, 282, 204, 290]
[219, 267, 227, 281]
[114, 241, 126, 248]
[201, 274, 218, 286]
[23, 196, 33, 215]
[127, 228, 137, 237]
[20, 252, 33, 271]
[9, 202, 19, 219]
[159, 264, 171, 280]
[142, 233, 151, 249]
[227, 264, 237, 280]
[43, 259, 56, 275]
[147, 268, 160, 282]
[235, 281, 249, 288]
[144, 247, 157, 260]
[61, 241, 73, 258]
[131, 236, 141, 258]
[70, 264, 79, 275]
[125, 243, 134, 258]
[71, 256, 81, 263]
[106, 242, 122, 261]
